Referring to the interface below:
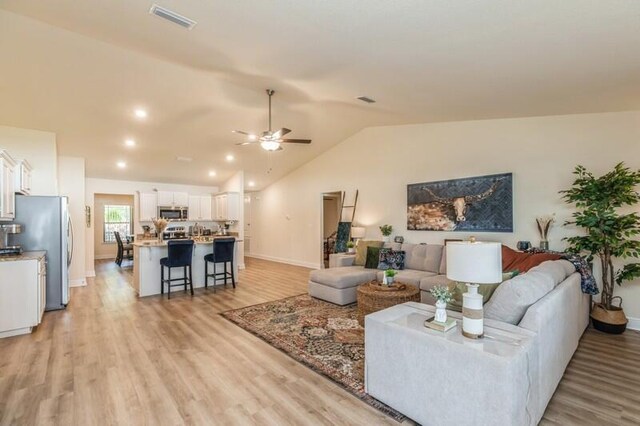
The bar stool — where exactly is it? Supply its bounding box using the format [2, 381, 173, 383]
[204, 237, 236, 292]
[160, 240, 195, 299]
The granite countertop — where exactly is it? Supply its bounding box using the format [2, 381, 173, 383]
[134, 236, 242, 247]
[0, 250, 46, 262]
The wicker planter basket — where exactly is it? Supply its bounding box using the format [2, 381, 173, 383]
[591, 303, 628, 334]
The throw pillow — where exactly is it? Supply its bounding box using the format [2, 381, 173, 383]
[484, 270, 556, 325]
[365, 246, 382, 269]
[501, 245, 562, 273]
[377, 248, 406, 270]
[354, 240, 383, 266]
[446, 271, 516, 312]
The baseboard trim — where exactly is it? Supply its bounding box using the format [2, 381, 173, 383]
[70, 278, 87, 287]
[246, 254, 320, 270]
[627, 316, 640, 331]
[95, 254, 116, 260]
[86, 270, 96, 278]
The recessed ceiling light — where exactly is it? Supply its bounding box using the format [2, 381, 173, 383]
[226, 154, 234, 162]
[117, 161, 126, 169]
[125, 139, 136, 147]
[248, 181, 256, 187]
[134, 108, 148, 119]
[208, 170, 216, 177]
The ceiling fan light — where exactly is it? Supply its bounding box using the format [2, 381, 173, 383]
[261, 141, 281, 151]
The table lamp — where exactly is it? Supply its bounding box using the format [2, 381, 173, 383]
[351, 227, 366, 242]
[446, 239, 502, 339]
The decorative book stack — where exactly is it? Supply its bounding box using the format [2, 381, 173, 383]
[424, 317, 457, 332]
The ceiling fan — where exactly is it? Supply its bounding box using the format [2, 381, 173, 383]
[233, 89, 312, 151]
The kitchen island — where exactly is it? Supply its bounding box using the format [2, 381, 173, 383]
[132, 237, 241, 297]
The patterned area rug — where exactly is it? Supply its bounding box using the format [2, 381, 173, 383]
[221, 294, 406, 422]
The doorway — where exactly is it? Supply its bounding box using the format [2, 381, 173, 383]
[94, 193, 135, 265]
[322, 191, 342, 268]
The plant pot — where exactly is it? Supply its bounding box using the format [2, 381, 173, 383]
[435, 300, 447, 323]
[347, 248, 355, 254]
[384, 276, 394, 285]
[591, 303, 628, 334]
[382, 236, 390, 243]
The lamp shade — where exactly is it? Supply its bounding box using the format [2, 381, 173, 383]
[446, 241, 502, 284]
[351, 227, 366, 239]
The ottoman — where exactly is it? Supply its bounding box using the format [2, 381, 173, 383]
[308, 266, 376, 305]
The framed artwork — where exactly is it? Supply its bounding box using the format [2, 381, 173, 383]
[407, 172, 513, 232]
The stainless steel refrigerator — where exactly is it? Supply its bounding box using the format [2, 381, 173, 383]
[11, 195, 73, 311]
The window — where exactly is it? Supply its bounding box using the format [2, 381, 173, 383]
[103, 205, 132, 243]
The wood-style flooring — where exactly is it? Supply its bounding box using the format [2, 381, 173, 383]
[0, 257, 639, 425]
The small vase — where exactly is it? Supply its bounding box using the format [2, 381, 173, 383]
[384, 276, 394, 286]
[382, 236, 390, 243]
[435, 300, 447, 323]
[347, 247, 355, 254]
[539, 240, 549, 250]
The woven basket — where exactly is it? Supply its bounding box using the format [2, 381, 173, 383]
[591, 303, 628, 325]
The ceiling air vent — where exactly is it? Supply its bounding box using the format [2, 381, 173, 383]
[357, 96, 376, 104]
[149, 4, 197, 30]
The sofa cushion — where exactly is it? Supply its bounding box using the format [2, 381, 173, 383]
[484, 269, 556, 324]
[401, 243, 444, 273]
[419, 274, 452, 292]
[529, 260, 575, 286]
[377, 269, 437, 286]
[354, 240, 383, 266]
[365, 246, 382, 269]
[502, 245, 562, 273]
[377, 248, 406, 270]
[439, 248, 447, 275]
[310, 266, 377, 289]
[445, 272, 517, 312]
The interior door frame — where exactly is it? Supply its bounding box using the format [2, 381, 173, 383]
[320, 190, 343, 269]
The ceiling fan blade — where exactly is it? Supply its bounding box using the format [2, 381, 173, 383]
[235, 141, 258, 146]
[280, 139, 312, 144]
[232, 130, 251, 135]
[271, 128, 291, 139]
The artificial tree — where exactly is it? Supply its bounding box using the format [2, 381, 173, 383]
[561, 163, 640, 310]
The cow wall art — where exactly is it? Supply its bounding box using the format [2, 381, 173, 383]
[407, 173, 513, 232]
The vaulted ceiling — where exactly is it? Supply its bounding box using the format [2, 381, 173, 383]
[1, 0, 639, 188]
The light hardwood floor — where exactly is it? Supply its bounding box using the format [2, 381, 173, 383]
[1, 257, 639, 425]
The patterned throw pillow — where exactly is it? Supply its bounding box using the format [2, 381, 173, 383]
[365, 246, 382, 269]
[377, 248, 406, 270]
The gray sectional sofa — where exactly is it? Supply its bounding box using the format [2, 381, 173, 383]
[308, 242, 449, 305]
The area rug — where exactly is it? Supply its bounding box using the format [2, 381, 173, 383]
[221, 294, 406, 422]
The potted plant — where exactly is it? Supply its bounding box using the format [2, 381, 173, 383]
[346, 241, 355, 254]
[430, 285, 453, 323]
[383, 268, 396, 286]
[380, 224, 393, 242]
[561, 163, 640, 334]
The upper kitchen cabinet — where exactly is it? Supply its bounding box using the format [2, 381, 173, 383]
[157, 191, 188, 207]
[0, 151, 17, 221]
[213, 192, 240, 221]
[14, 160, 32, 195]
[188, 195, 213, 221]
[138, 192, 158, 222]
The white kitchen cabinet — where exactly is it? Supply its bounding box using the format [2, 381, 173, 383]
[188, 195, 213, 221]
[139, 192, 158, 222]
[0, 253, 46, 339]
[14, 159, 33, 195]
[0, 151, 17, 221]
[213, 192, 239, 221]
[157, 191, 189, 207]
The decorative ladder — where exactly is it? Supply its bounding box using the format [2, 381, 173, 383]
[334, 190, 359, 253]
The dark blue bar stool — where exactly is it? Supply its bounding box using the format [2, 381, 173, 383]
[160, 240, 195, 299]
[204, 238, 236, 292]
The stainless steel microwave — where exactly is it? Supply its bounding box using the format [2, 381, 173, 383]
[158, 206, 188, 221]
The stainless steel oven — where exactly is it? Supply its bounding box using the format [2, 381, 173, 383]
[158, 206, 188, 221]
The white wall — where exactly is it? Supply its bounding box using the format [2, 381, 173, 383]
[58, 156, 86, 286]
[0, 125, 58, 195]
[85, 178, 218, 276]
[220, 171, 245, 269]
[253, 111, 640, 318]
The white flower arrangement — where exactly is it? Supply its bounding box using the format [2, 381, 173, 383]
[430, 285, 453, 303]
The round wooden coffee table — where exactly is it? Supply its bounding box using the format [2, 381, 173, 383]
[357, 281, 420, 326]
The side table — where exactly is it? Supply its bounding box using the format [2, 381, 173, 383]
[356, 281, 420, 326]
